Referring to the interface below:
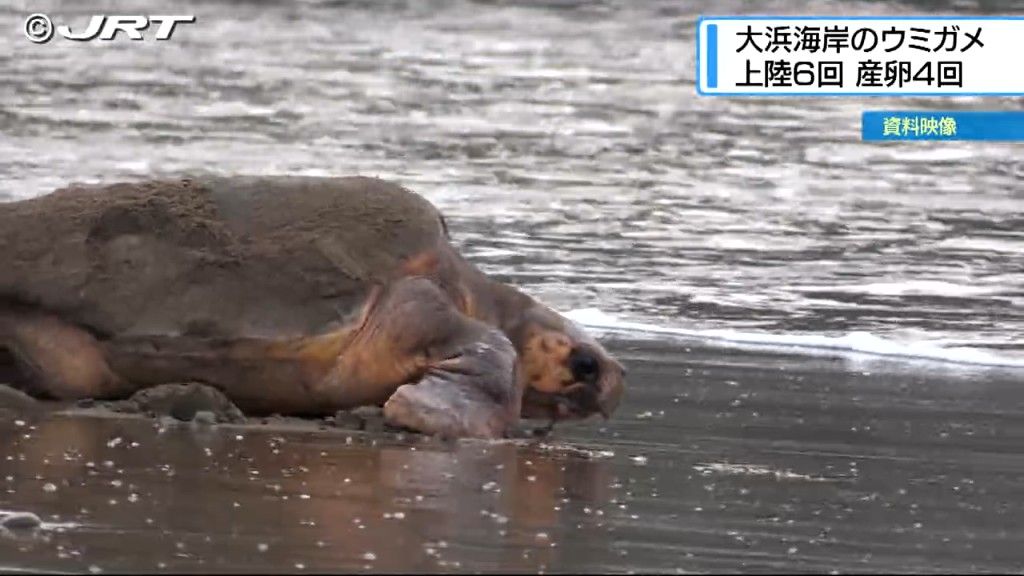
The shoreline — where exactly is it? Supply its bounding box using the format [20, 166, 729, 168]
[3, 338, 1024, 572]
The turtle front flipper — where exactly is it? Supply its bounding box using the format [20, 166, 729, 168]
[318, 276, 522, 439]
[383, 326, 519, 439]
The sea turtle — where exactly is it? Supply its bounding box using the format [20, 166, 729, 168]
[0, 176, 625, 438]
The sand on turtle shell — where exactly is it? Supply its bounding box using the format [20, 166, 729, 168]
[0, 176, 446, 339]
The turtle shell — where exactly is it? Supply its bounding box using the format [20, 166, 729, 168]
[0, 176, 448, 340]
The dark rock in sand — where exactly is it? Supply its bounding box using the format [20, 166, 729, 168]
[332, 406, 386, 431]
[332, 410, 366, 431]
[104, 383, 245, 424]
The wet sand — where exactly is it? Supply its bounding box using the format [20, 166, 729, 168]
[2, 340, 1023, 573]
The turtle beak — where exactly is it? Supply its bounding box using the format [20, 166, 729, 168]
[566, 346, 625, 421]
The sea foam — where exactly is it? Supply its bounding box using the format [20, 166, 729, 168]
[565, 307, 1024, 370]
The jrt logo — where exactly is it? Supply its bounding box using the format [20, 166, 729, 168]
[24, 14, 196, 44]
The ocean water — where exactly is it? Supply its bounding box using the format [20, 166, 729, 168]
[1, 0, 1022, 368]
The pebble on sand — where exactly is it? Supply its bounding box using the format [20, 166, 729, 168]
[0, 511, 42, 530]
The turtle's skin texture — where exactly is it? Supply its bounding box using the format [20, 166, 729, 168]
[0, 176, 625, 438]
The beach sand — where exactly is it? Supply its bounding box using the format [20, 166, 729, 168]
[2, 338, 1022, 573]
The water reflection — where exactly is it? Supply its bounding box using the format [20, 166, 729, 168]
[0, 413, 619, 572]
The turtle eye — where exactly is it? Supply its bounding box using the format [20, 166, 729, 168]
[569, 348, 600, 385]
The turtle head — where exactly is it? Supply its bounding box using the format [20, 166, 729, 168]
[508, 303, 626, 423]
